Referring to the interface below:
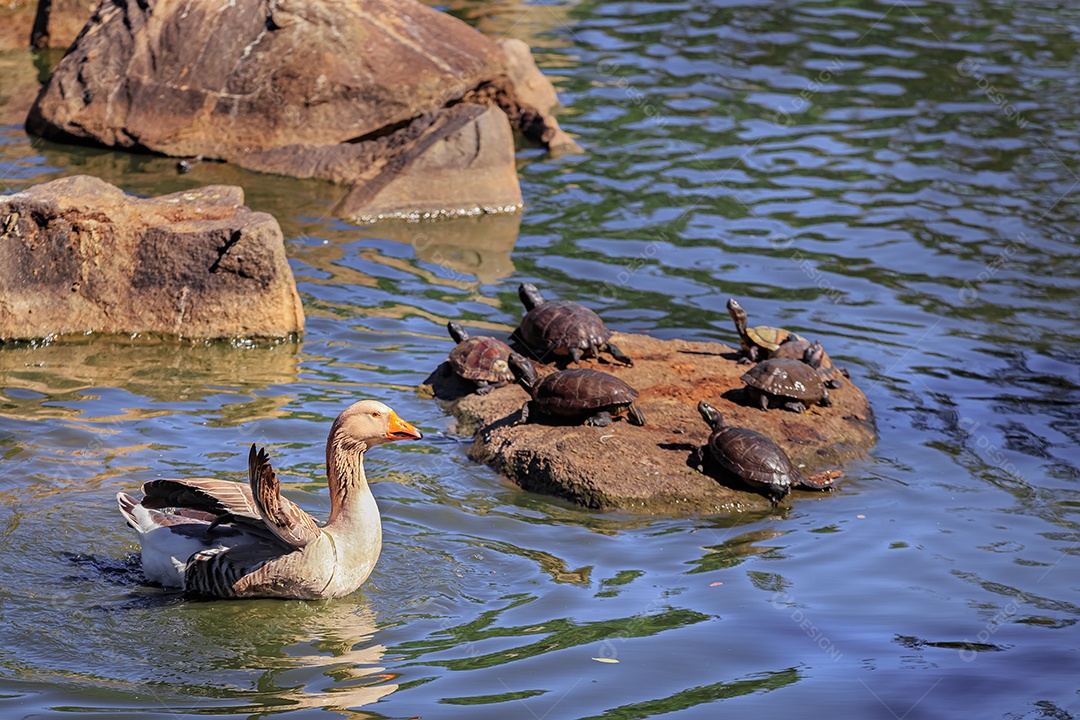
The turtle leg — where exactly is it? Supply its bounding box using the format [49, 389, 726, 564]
[569, 347, 584, 364]
[690, 445, 705, 472]
[585, 411, 613, 427]
[752, 390, 769, 411]
[625, 402, 646, 426]
[767, 486, 787, 506]
[475, 381, 493, 395]
[604, 342, 633, 366]
[783, 400, 807, 413]
[515, 402, 532, 426]
[820, 391, 833, 407]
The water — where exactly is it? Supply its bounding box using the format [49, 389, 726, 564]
[2, 0, 1079, 717]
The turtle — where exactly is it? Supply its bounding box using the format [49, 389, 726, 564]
[514, 283, 633, 366]
[801, 340, 845, 388]
[508, 353, 645, 427]
[740, 357, 832, 412]
[446, 321, 514, 395]
[771, 336, 844, 389]
[693, 401, 840, 504]
[726, 298, 805, 363]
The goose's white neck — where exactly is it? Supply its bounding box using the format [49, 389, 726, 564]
[323, 434, 382, 592]
[326, 435, 379, 528]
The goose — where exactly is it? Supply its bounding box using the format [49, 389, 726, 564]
[116, 400, 422, 599]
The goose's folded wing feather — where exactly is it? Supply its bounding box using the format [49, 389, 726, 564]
[183, 544, 284, 598]
[249, 445, 321, 550]
[140, 477, 262, 523]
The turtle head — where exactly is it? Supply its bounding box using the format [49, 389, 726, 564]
[697, 400, 724, 429]
[518, 283, 546, 312]
[508, 352, 539, 392]
[803, 340, 825, 369]
[726, 298, 748, 336]
[447, 320, 469, 344]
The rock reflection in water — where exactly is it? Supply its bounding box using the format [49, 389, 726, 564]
[368, 213, 521, 287]
[0, 338, 301, 421]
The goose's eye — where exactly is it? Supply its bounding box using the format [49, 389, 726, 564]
[372, 411, 382, 418]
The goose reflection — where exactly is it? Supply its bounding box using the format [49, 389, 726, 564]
[196, 602, 398, 716]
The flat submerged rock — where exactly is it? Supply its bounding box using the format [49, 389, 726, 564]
[422, 332, 876, 514]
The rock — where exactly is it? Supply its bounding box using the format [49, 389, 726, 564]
[25, 0, 577, 217]
[30, 0, 98, 50]
[0, 175, 304, 341]
[495, 38, 579, 153]
[237, 104, 523, 222]
[422, 332, 876, 514]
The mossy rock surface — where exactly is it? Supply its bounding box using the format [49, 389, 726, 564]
[421, 332, 876, 514]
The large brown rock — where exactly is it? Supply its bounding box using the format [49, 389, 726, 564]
[26, 0, 505, 157]
[24, 0, 576, 218]
[422, 332, 876, 514]
[0, 175, 304, 340]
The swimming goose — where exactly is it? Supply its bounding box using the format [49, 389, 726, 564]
[117, 400, 422, 599]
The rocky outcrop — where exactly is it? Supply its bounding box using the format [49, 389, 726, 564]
[29, 0, 98, 49]
[25, 0, 577, 219]
[422, 332, 876, 514]
[237, 104, 523, 222]
[0, 175, 304, 340]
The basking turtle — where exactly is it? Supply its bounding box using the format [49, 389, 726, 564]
[514, 283, 633, 366]
[741, 358, 831, 412]
[771, 337, 844, 389]
[801, 340, 845, 388]
[726, 298, 805, 363]
[693, 401, 840, 504]
[508, 353, 645, 427]
[447, 321, 514, 395]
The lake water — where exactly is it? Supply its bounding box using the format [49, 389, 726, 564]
[1, 0, 1079, 717]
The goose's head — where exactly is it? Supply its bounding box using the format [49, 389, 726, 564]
[331, 400, 422, 452]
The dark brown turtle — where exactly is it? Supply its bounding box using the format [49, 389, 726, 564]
[447, 321, 514, 395]
[771, 337, 844, 389]
[693, 401, 840, 504]
[727, 298, 805, 363]
[514, 283, 633, 366]
[508, 353, 645, 427]
[741, 358, 831, 412]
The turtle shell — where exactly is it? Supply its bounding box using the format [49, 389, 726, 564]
[449, 336, 514, 384]
[518, 300, 611, 355]
[534, 368, 637, 415]
[770, 337, 812, 361]
[771, 338, 843, 387]
[706, 424, 802, 499]
[741, 358, 828, 404]
[748, 326, 805, 354]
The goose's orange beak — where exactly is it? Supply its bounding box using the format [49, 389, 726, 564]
[386, 411, 423, 441]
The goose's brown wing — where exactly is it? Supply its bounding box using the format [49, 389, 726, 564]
[248, 445, 321, 550]
[140, 477, 263, 524]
